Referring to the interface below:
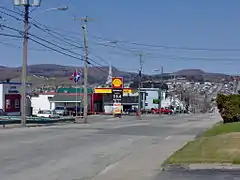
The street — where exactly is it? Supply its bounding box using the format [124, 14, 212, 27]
[0, 114, 221, 180]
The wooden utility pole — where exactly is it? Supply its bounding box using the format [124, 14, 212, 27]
[138, 54, 143, 119]
[13, 0, 41, 126]
[158, 66, 163, 115]
[74, 17, 94, 123]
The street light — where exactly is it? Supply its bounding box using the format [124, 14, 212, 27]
[13, 0, 41, 126]
[14, 0, 41, 6]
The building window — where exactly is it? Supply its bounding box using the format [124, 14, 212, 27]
[15, 99, 20, 108]
[6, 99, 11, 109]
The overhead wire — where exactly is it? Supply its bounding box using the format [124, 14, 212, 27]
[0, 6, 83, 48]
[1, 24, 83, 57]
[89, 34, 240, 52]
[0, 9, 110, 74]
[92, 42, 240, 62]
[0, 40, 49, 51]
[3, 5, 240, 56]
[30, 19, 83, 49]
[0, 32, 22, 38]
[5, 5, 238, 79]
[2, 6, 240, 62]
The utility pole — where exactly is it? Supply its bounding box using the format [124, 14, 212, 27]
[14, 0, 41, 126]
[173, 72, 176, 108]
[138, 54, 143, 119]
[74, 17, 93, 123]
[158, 66, 163, 115]
[82, 19, 88, 124]
[21, 4, 29, 127]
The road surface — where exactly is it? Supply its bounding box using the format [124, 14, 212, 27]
[0, 113, 221, 180]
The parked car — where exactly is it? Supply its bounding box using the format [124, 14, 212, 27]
[54, 106, 68, 116]
[151, 108, 173, 114]
[67, 107, 83, 116]
[36, 110, 60, 118]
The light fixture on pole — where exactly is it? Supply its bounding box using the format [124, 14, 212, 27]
[13, 0, 41, 127]
[13, 0, 41, 6]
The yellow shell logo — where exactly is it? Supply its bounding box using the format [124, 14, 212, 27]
[112, 78, 122, 87]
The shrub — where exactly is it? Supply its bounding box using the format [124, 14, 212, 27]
[216, 94, 240, 123]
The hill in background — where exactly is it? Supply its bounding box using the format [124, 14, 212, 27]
[0, 64, 137, 87]
[0, 64, 230, 87]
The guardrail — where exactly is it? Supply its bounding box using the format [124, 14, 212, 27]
[0, 116, 75, 125]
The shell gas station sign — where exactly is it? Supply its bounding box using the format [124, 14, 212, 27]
[112, 77, 123, 89]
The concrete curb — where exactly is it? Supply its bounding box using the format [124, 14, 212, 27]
[162, 164, 240, 171]
[188, 163, 240, 170]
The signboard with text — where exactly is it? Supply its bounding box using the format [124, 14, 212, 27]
[112, 88, 123, 103]
[112, 77, 123, 117]
[113, 103, 122, 114]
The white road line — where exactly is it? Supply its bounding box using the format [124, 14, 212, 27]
[165, 136, 172, 140]
[98, 161, 120, 175]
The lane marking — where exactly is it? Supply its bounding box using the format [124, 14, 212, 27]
[165, 136, 172, 140]
[98, 161, 119, 175]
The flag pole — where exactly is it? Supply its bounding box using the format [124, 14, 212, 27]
[75, 69, 78, 120]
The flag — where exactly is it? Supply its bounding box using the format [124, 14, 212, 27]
[69, 69, 81, 83]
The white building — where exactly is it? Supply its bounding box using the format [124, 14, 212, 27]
[31, 93, 55, 115]
[0, 82, 31, 116]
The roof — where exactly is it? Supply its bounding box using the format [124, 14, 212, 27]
[57, 87, 93, 94]
[49, 95, 83, 102]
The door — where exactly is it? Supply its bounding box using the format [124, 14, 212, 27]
[5, 94, 21, 113]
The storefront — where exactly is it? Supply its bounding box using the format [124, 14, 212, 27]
[0, 82, 31, 115]
[94, 88, 138, 114]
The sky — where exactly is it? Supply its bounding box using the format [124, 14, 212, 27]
[1, 0, 240, 75]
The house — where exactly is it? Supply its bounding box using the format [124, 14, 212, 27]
[0, 82, 31, 116]
[31, 87, 103, 114]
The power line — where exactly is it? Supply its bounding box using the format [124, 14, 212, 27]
[0, 40, 48, 51]
[0, 7, 110, 80]
[0, 32, 22, 38]
[3, 6, 240, 53]
[146, 54, 240, 62]
[0, 22, 109, 74]
[89, 34, 240, 52]
[29, 37, 84, 62]
[0, 6, 82, 45]
[0, 8, 83, 50]
[29, 36, 109, 75]
[1, 24, 83, 57]
[0, 9, 23, 21]
[0, 6, 23, 16]
[94, 43, 240, 62]
[88, 49, 109, 65]
[30, 20, 83, 49]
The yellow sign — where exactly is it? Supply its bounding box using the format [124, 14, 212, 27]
[94, 88, 112, 93]
[112, 77, 123, 89]
[94, 88, 133, 94]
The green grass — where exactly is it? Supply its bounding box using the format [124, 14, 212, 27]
[163, 122, 240, 166]
[203, 122, 240, 137]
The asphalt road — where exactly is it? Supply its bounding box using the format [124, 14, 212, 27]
[0, 113, 222, 180]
